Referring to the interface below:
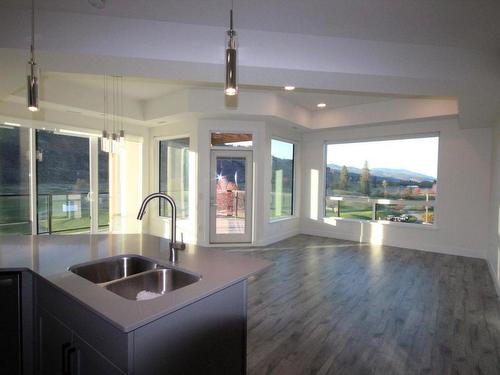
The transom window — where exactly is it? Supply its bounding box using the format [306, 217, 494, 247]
[325, 135, 439, 225]
[211, 133, 253, 148]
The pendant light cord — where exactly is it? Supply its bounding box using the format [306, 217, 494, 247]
[104, 75, 107, 133]
[230, 0, 234, 31]
[30, 0, 35, 62]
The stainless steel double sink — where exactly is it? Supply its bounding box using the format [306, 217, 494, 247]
[69, 255, 200, 301]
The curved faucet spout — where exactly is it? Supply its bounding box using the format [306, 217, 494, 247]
[137, 193, 177, 249]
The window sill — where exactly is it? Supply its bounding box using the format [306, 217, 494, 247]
[323, 217, 438, 231]
[269, 216, 298, 224]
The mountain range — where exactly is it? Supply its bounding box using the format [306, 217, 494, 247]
[327, 164, 436, 183]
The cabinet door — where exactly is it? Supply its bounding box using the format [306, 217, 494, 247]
[71, 335, 124, 375]
[0, 273, 21, 375]
[38, 308, 73, 375]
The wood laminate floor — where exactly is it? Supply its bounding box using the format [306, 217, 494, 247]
[228, 235, 500, 375]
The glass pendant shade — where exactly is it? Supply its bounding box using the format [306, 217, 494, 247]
[119, 129, 125, 142]
[101, 130, 110, 153]
[27, 61, 39, 112]
[111, 133, 118, 154]
[225, 45, 237, 96]
[224, 9, 238, 97]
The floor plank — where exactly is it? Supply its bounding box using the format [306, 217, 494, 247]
[227, 235, 500, 375]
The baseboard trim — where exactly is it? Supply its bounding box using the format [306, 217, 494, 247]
[486, 257, 500, 298]
[258, 229, 301, 247]
[301, 227, 487, 260]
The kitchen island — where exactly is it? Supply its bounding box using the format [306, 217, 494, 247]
[0, 234, 271, 375]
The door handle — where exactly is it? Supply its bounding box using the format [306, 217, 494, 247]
[68, 346, 80, 375]
[62, 342, 71, 375]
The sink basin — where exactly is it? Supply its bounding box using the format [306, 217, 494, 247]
[69, 255, 161, 285]
[69, 255, 201, 301]
[104, 268, 200, 300]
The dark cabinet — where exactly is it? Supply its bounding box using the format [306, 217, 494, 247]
[38, 308, 72, 374]
[37, 307, 124, 375]
[72, 335, 124, 375]
[0, 273, 21, 375]
[36, 275, 247, 374]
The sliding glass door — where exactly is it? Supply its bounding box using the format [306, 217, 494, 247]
[98, 139, 110, 230]
[35, 130, 109, 234]
[0, 125, 31, 234]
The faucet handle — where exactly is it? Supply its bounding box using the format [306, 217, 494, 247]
[171, 233, 186, 250]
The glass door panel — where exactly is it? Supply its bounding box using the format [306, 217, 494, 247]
[36, 130, 91, 234]
[98, 139, 110, 229]
[210, 150, 252, 243]
[0, 126, 31, 234]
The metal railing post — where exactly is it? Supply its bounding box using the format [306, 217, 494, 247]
[48, 194, 52, 234]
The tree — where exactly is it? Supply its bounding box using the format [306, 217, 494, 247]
[382, 179, 388, 197]
[339, 165, 349, 191]
[359, 161, 370, 195]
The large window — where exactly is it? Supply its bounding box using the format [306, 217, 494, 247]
[271, 139, 295, 219]
[325, 135, 438, 225]
[36, 130, 91, 234]
[0, 125, 31, 234]
[159, 138, 190, 219]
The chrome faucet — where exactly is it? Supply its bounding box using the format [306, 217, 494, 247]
[137, 193, 185, 263]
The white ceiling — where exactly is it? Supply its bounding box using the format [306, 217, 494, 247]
[276, 90, 390, 111]
[4, 0, 500, 52]
[41, 73, 396, 111]
[44, 73, 192, 101]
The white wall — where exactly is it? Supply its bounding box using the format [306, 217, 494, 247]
[488, 123, 500, 293]
[261, 123, 302, 245]
[109, 139, 144, 234]
[145, 117, 302, 247]
[301, 118, 492, 259]
[146, 117, 199, 243]
[196, 119, 267, 246]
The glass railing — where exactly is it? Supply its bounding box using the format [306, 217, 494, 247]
[0, 193, 109, 235]
[325, 195, 436, 225]
[0, 194, 31, 234]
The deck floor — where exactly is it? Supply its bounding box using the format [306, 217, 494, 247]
[227, 235, 500, 375]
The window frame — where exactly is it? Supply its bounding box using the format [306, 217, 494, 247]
[209, 131, 256, 150]
[323, 132, 439, 227]
[156, 135, 191, 220]
[270, 136, 297, 222]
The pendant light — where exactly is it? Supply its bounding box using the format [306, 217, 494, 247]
[101, 75, 125, 153]
[119, 76, 125, 142]
[27, 0, 39, 112]
[224, 1, 238, 96]
[101, 75, 110, 153]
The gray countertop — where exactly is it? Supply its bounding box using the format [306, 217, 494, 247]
[0, 234, 271, 332]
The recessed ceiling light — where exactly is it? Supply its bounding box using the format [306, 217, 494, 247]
[317, 103, 326, 108]
[284, 86, 295, 91]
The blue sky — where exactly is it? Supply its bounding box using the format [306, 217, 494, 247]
[272, 139, 295, 160]
[326, 136, 439, 178]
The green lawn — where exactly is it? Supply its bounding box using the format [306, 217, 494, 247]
[325, 200, 431, 224]
[0, 194, 110, 234]
[270, 192, 293, 219]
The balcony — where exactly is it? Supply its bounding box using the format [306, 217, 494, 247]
[0, 193, 109, 235]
